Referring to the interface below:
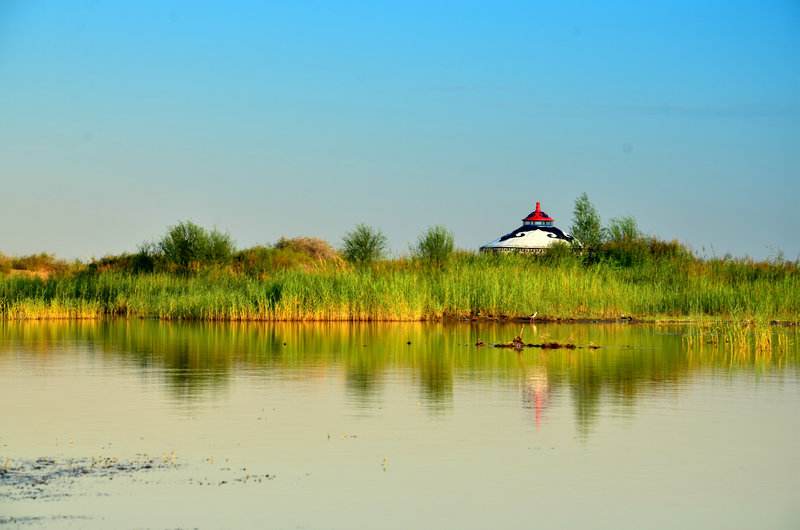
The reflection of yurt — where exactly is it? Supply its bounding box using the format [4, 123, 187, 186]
[480, 200, 574, 253]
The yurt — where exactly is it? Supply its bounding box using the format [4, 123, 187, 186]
[480, 201, 575, 253]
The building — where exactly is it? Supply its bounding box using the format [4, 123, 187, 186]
[480, 201, 575, 253]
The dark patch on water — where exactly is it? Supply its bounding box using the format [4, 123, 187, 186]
[0, 456, 179, 502]
[0, 515, 91, 527]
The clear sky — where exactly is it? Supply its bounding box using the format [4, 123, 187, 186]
[1, 0, 798, 259]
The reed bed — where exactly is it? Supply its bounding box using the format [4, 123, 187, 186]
[1, 254, 798, 321]
[682, 320, 796, 372]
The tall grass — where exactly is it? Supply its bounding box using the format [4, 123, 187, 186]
[1, 253, 798, 321]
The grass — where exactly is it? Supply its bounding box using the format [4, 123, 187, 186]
[1, 252, 798, 321]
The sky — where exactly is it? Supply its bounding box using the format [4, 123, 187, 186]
[1, 0, 798, 260]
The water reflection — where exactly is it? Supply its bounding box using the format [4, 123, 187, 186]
[522, 366, 549, 429]
[0, 321, 797, 436]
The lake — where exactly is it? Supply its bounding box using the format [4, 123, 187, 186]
[1, 321, 798, 529]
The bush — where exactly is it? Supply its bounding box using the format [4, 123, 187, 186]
[206, 230, 235, 263]
[599, 239, 650, 267]
[541, 241, 579, 265]
[131, 245, 157, 273]
[413, 226, 455, 266]
[605, 216, 640, 242]
[342, 224, 387, 265]
[233, 246, 276, 277]
[7, 253, 70, 275]
[648, 239, 693, 262]
[597, 236, 694, 268]
[157, 221, 235, 271]
[234, 238, 340, 277]
[275, 237, 338, 261]
[86, 244, 158, 274]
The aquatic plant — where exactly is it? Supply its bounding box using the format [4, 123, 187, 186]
[1, 252, 798, 321]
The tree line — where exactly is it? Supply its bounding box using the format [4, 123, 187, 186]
[4, 193, 788, 278]
[108, 193, 687, 272]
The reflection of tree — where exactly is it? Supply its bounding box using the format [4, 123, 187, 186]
[569, 363, 602, 439]
[1, 322, 797, 437]
[344, 349, 385, 405]
[417, 353, 453, 409]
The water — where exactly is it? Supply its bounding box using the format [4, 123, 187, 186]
[1, 321, 798, 529]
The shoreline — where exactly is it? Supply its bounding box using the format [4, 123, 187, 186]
[3, 258, 798, 324]
[1, 315, 797, 326]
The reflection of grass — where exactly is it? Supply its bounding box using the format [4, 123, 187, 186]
[2, 321, 798, 436]
[1, 253, 799, 321]
[682, 321, 795, 371]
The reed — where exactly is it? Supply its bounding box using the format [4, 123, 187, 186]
[1, 253, 798, 321]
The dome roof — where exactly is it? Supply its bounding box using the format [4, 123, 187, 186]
[481, 200, 574, 252]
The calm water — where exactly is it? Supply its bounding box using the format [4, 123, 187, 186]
[1, 321, 799, 529]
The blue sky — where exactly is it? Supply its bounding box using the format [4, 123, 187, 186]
[1, 0, 798, 259]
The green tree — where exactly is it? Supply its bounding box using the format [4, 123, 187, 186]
[605, 216, 640, 242]
[413, 226, 455, 266]
[342, 224, 387, 265]
[601, 216, 645, 266]
[157, 221, 234, 270]
[206, 229, 236, 263]
[571, 193, 603, 249]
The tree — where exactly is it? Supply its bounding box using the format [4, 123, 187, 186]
[571, 193, 603, 249]
[605, 216, 640, 242]
[342, 224, 387, 265]
[602, 216, 645, 266]
[157, 221, 234, 270]
[205, 228, 236, 263]
[413, 226, 455, 266]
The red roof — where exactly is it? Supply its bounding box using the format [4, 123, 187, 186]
[522, 201, 553, 222]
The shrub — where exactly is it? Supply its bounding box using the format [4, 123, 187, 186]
[275, 237, 338, 261]
[342, 224, 387, 265]
[234, 238, 340, 277]
[605, 216, 640, 242]
[413, 226, 455, 266]
[131, 244, 157, 273]
[206, 230, 235, 263]
[8, 253, 69, 275]
[541, 241, 579, 265]
[648, 239, 693, 262]
[234, 246, 276, 277]
[599, 239, 650, 267]
[157, 221, 235, 270]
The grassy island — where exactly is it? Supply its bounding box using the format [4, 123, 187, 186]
[3, 192, 799, 323]
[1, 224, 797, 322]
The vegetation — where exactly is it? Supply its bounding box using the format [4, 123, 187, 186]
[342, 224, 387, 265]
[233, 237, 340, 277]
[0, 252, 70, 277]
[413, 226, 455, 266]
[1, 200, 798, 322]
[154, 221, 235, 271]
[605, 216, 641, 242]
[571, 192, 603, 249]
[0, 250, 797, 321]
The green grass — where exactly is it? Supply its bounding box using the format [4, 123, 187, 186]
[1, 253, 798, 321]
